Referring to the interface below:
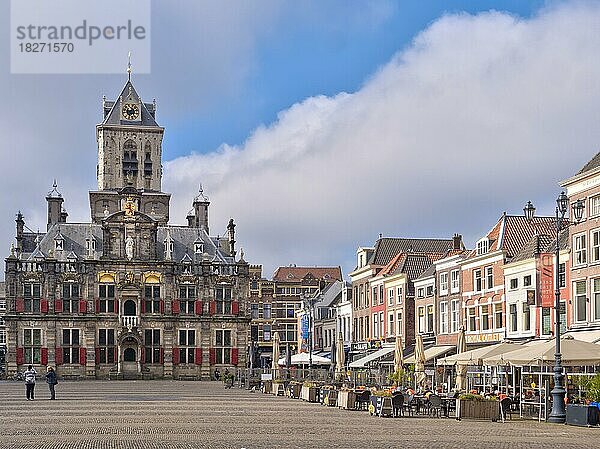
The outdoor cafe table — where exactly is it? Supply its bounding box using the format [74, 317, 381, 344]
[337, 390, 356, 410]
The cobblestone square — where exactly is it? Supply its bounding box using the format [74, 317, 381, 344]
[0, 380, 597, 448]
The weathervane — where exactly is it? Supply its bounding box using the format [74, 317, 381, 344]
[127, 51, 132, 80]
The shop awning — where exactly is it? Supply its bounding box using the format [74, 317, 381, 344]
[348, 345, 395, 369]
[564, 329, 600, 344]
[483, 336, 600, 366]
[436, 342, 523, 366]
[404, 345, 454, 364]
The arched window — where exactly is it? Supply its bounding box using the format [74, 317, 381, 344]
[122, 140, 138, 177]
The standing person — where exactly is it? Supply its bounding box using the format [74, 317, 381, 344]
[45, 366, 58, 400]
[24, 365, 37, 401]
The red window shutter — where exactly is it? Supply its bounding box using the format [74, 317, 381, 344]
[79, 347, 87, 365]
[232, 300, 239, 315]
[40, 299, 49, 314]
[41, 347, 48, 365]
[15, 298, 24, 313]
[172, 347, 180, 365]
[231, 348, 239, 366]
[55, 299, 63, 314]
[160, 347, 164, 364]
[55, 347, 63, 365]
[209, 300, 216, 315]
[209, 348, 216, 365]
[113, 347, 118, 363]
[172, 299, 180, 314]
[16, 347, 24, 365]
[79, 300, 87, 314]
[159, 300, 164, 314]
[141, 347, 145, 364]
[95, 298, 100, 313]
[95, 348, 100, 365]
[141, 300, 145, 314]
[195, 300, 203, 315]
[195, 348, 202, 365]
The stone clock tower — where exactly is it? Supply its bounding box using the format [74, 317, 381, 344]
[90, 73, 171, 225]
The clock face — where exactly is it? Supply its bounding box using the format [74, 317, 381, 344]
[121, 103, 139, 121]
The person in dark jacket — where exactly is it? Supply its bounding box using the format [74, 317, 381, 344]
[24, 365, 37, 400]
[45, 366, 58, 400]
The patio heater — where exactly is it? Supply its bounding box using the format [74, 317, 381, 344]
[523, 192, 584, 423]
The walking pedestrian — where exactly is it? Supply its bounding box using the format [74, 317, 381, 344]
[45, 366, 58, 400]
[24, 365, 37, 401]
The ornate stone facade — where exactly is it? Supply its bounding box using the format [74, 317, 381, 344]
[3, 76, 250, 380]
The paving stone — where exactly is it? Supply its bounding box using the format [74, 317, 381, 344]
[0, 381, 596, 448]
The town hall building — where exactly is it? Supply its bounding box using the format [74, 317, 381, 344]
[3, 72, 250, 380]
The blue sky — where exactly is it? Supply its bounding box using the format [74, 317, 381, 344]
[165, 0, 548, 160]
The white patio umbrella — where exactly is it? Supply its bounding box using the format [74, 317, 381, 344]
[454, 326, 467, 391]
[279, 352, 331, 365]
[414, 334, 426, 389]
[336, 332, 345, 380]
[271, 331, 280, 379]
[394, 335, 404, 375]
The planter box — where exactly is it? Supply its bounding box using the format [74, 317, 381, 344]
[566, 404, 600, 427]
[301, 385, 319, 402]
[456, 399, 499, 421]
[272, 382, 285, 396]
[338, 390, 356, 410]
[286, 384, 302, 399]
[324, 389, 338, 407]
[262, 380, 272, 394]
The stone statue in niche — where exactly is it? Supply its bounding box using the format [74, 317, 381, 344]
[125, 235, 135, 260]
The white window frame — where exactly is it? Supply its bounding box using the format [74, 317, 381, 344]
[450, 300, 459, 333]
[591, 229, 600, 263]
[485, 266, 493, 290]
[590, 195, 600, 217]
[476, 238, 489, 256]
[574, 280, 587, 323]
[573, 233, 587, 266]
[396, 287, 403, 304]
[440, 301, 448, 334]
[388, 288, 394, 306]
[450, 270, 460, 293]
[474, 270, 482, 292]
[418, 306, 426, 334]
[439, 272, 448, 295]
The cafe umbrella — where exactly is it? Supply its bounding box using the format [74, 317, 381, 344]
[272, 331, 280, 380]
[454, 326, 467, 391]
[415, 334, 426, 389]
[336, 332, 345, 380]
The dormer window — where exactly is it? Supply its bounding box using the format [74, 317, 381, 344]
[54, 236, 64, 251]
[194, 242, 203, 254]
[476, 238, 489, 256]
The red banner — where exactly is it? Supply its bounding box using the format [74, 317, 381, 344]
[539, 253, 554, 307]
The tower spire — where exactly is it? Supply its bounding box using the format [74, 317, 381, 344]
[127, 51, 132, 80]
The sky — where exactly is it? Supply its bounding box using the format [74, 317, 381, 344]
[2, 0, 600, 279]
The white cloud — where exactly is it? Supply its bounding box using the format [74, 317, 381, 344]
[164, 3, 600, 277]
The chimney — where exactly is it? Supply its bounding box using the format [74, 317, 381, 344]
[453, 233, 463, 250]
[15, 211, 24, 255]
[192, 185, 210, 234]
[186, 209, 195, 228]
[227, 218, 236, 257]
[46, 180, 64, 230]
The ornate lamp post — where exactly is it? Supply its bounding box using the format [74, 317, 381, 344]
[303, 293, 318, 377]
[523, 192, 585, 423]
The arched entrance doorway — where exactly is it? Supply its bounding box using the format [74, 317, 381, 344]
[121, 336, 139, 379]
[124, 348, 136, 362]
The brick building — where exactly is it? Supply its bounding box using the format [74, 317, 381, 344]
[3, 75, 250, 380]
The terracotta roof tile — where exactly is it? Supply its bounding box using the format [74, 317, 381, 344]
[272, 266, 342, 283]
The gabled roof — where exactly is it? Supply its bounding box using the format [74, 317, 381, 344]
[272, 266, 342, 283]
[368, 237, 457, 266]
[468, 214, 557, 261]
[102, 79, 159, 127]
[577, 151, 600, 175]
[510, 234, 553, 263]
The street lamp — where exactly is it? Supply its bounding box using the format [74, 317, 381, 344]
[524, 192, 585, 423]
